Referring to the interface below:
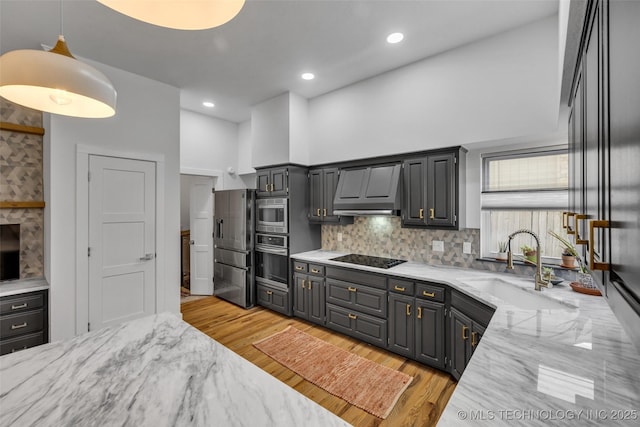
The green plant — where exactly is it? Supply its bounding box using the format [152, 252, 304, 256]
[543, 267, 554, 279]
[547, 230, 579, 257]
[497, 241, 508, 252]
[520, 244, 535, 254]
[520, 244, 537, 264]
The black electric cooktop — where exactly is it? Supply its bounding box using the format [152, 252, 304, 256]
[330, 254, 406, 269]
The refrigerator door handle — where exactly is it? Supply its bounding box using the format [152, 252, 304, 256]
[217, 219, 223, 239]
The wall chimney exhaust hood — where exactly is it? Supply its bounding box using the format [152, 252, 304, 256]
[332, 164, 402, 216]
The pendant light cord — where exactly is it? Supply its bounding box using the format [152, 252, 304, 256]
[59, 0, 64, 37]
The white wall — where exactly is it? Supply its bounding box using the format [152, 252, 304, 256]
[237, 120, 255, 175]
[289, 92, 310, 166]
[46, 61, 181, 341]
[251, 93, 290, 168]
[180, 109, 245, 189]
[308, 16, 560, 164]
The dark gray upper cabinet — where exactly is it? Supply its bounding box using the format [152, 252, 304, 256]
[308, 168, 352, 224]
[256, 167, 288, 197]
[402, 148, 464, 229]
[568, 0, 640, 350]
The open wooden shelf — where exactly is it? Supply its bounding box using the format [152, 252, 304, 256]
[0, 201, 46, 209]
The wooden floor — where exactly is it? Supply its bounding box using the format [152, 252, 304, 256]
[181, 296, 456, 426]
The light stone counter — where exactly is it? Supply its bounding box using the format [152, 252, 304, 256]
[0, 277, 49, 297]
[0, 312, 351, 427]
[292, 250, 640, 426]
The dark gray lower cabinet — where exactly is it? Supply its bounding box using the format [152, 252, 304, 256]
[256, 284, 289, 315]
[0, 289, 49, 355]
[388, 292, 446, 370]
[415, 299, 446, 369]
[326, 303, 387, 347]
[293, 273, 325, 325]
[449, 291, 493, 380]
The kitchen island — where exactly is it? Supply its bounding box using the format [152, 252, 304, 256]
[0, 312, 351, 427]
[291, 250, 640, 426]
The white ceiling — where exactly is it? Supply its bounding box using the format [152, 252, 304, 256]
[0, 0, 558, 123]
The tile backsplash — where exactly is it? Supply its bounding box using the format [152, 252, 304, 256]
[321, 216, 577, 281]
[322, 216, 479, 268]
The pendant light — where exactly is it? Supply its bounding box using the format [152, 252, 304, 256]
[96, 0, 245, 30]
[0, 2, 117, 118]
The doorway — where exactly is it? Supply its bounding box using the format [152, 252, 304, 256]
[180, 174, 215, 299]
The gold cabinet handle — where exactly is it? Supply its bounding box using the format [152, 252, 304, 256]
[422, 291, 435, 298]
[461, 325, 469, 341]
[11, 303, 28, 310]
[417, 307, 422, 319]
[295, 265, 304, 271]
[266, 290, 273, 295]
[316, 208, 321, 217]
[347, 286, 357, 292]
[11, 322, 28, 330]
[566, 212, 576, 235]
[575, 214, 588, 245]
[562, 211, 569, 229]
[589, 220, 610, 271]
[393, 285, 406, 292]
[323, 208, 327, 217]
[311, 268, 320, 274]
[419, 208, 424, 219]
[471, 331, 478, 348]
[429, 208, 435, 219]
[308, 281, 312, 290]
[406, 304, 411, 316]
[301, 279, 306, 289]
[348, 313, 357, 320]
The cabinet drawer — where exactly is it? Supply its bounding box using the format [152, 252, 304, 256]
[389, 278, 414, 295]
[326, 278, 387, 318]
[308, 264, 325, 276]
[452, 291, 494, 327]
[0, 331, 45, 356]
[256, 284, 290, 316]
[325, 267, 387, 290]
[325, 303, 387, 348]
[416, 282, 446, 303]
[292, 261, 308, 273]
[0, 309, 45, 339]
[0, 292, 45, 315]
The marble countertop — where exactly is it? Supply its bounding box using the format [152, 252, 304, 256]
[0, 278, 49, 297]
[0, 312, 351, 427]
[292, 250, 640, 426]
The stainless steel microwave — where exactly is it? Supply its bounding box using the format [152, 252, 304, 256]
[256, 198, 288, 233]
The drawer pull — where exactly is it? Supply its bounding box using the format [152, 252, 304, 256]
[422, 291, 435, 298]
[301, 280, 306, 289]
[295, 265, 304, 271]
[311, 268, 320, 274]
[323, 208, 327, 217]
[11, 303, 28, 310]
[419, 208, 424, 219]
[316, 208, 321, 217]
[393, 285, 406, 292]
[11, 322, 28, 330]
[429, 208, 435, 219]
[461, 325, 469, 341]
[11, 346, 28, 353]
[406, 304, 411, 316]
[266, 290, 273, 295]
[348, 313, 357, 320]
[308, 282, 312, 291]
[347, 287, 357, 292]
[417, 307, 422, 319]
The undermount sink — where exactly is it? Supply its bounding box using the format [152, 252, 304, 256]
[462, 278, 575, 310]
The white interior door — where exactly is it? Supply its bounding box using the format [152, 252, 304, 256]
[189, 177, 214, 295]
[88, 155, 156, 331]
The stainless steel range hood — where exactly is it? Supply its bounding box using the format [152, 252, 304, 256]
[332, 163, 402, 216]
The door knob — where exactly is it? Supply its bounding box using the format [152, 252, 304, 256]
[189, 240, 195, 245]
[140, 253, 155, 261]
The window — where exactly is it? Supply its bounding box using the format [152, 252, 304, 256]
[481, 147, 569, 263]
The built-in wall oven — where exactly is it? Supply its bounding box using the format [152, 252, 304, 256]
[256, 198, 288, 234]
[255, 234, 288, 290]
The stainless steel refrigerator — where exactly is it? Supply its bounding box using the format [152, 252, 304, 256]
[214, 189, 254, 308]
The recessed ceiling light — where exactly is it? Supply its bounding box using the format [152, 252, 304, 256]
[387, 32, 404, 44]
[301, 73, 315, 80]
[203, 101, 215, 108]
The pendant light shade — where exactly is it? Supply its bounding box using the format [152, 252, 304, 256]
[0, 36, 117, 118]
[97, 0, 245, 30]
